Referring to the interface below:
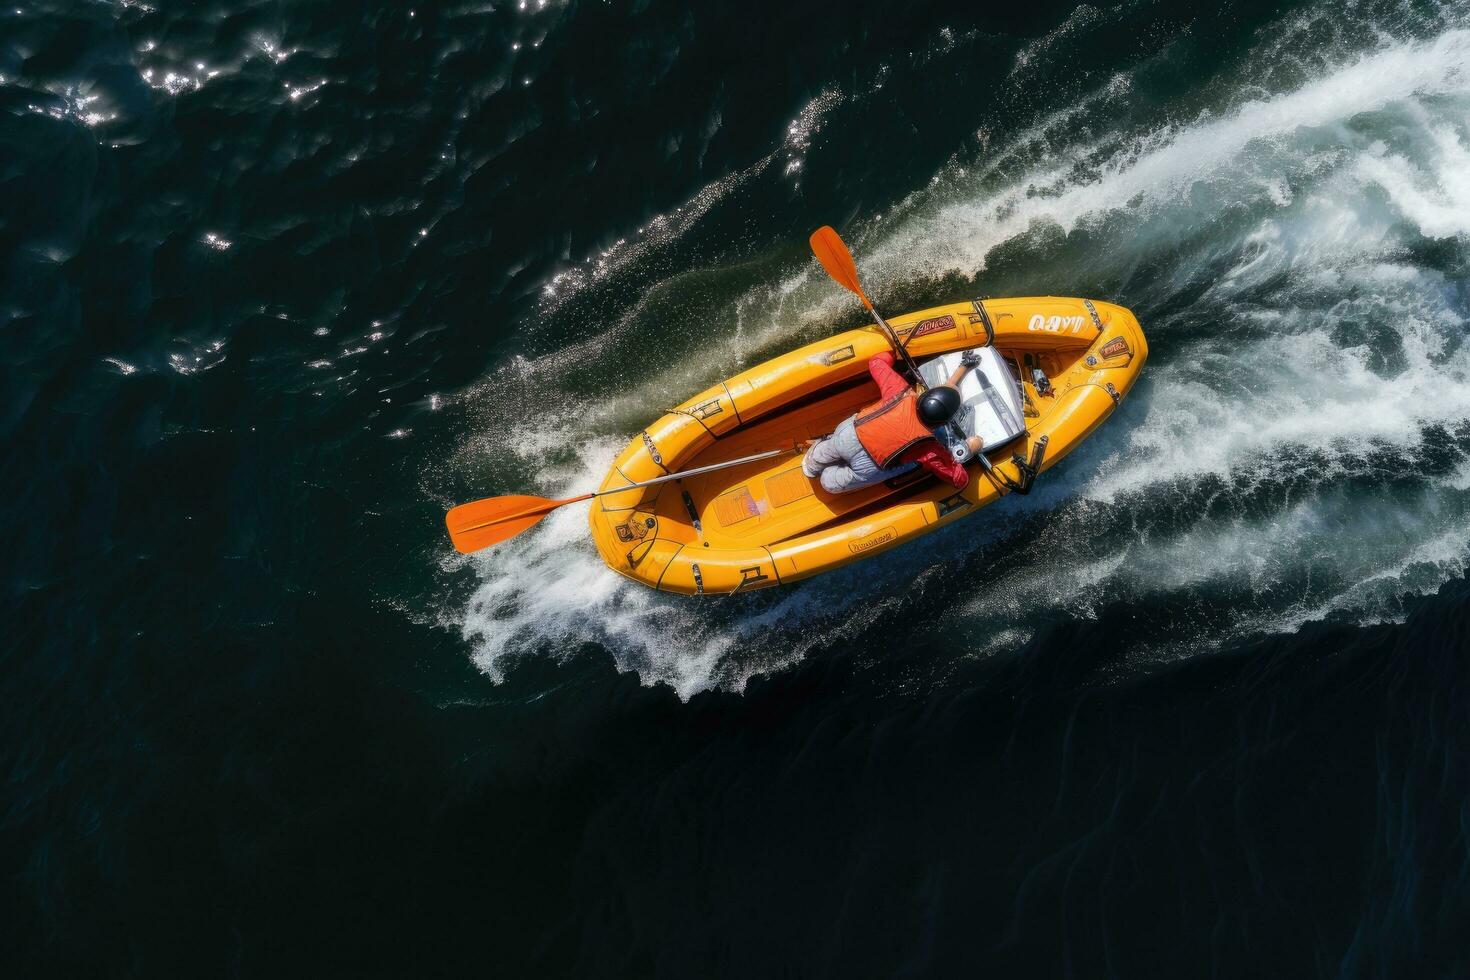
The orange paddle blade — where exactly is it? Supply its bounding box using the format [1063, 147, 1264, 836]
[445, 492, 591, 554]
[809, 225, 871, 308]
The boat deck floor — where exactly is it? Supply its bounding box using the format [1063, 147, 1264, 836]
[654, 380, 930, 548]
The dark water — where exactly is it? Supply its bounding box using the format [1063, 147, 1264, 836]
[4, 0, 1470, 975]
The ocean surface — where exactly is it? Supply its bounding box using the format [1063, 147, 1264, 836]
[4, 0, 1469, 975]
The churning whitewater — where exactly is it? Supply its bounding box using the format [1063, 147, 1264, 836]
[442, 1, 1470, 696]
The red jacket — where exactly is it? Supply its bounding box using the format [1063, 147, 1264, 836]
[864, 352, 969, 490]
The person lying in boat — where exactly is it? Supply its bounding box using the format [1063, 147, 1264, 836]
[801, 349, 987, 493]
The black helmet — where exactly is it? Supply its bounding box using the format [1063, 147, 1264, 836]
[917, 385, 962, 426]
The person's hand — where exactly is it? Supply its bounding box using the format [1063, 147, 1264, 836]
[959, 349, 982, 368]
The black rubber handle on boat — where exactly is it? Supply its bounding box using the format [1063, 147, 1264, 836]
[971, 299, 996, 347]
[1012, 435, 1049, 495]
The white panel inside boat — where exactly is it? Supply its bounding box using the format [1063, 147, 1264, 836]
[918, 348, 1027, 460]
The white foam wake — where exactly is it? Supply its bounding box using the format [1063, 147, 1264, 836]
[446, 4, 1470, 695]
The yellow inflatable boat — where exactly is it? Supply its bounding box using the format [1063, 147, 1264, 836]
[589, 297, 1147, 594]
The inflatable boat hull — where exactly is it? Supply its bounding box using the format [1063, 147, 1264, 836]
[589, 297, 1147, 594]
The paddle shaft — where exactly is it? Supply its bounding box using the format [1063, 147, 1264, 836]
[864, 301, 929, 392]
[592, 446, 793, 497]
[453, 446, 795, 536]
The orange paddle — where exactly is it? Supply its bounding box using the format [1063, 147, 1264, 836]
[808, 225, 875, 310]
[809, 225, 930, 385]
[446, 493, 595, 554]
[445, 446, 796, 554]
